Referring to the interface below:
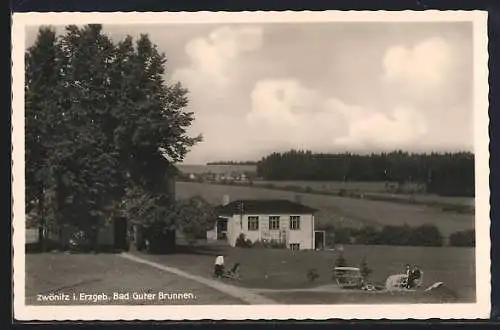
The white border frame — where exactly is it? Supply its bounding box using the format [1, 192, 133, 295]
[12, 10, 490, 320]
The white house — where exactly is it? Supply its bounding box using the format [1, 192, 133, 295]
[206, 197, 318, 250]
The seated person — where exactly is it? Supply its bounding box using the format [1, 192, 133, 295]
[214, 255, 225, 278]
[401, 264, 411, 288]
[406, 267, 422, 289]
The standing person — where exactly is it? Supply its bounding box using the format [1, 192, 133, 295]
[214, 255, 225, 278]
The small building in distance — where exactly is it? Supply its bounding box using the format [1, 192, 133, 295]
[207, 196, 318, 250]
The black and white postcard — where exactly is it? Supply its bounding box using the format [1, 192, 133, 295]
[11, 10, 491, 320]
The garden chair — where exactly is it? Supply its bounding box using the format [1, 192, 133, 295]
[224, 263, 241, 280]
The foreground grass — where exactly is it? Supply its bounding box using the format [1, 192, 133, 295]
[259, 288, 462, 304]
[135, 243, 476, 303]
[25, 252, 245, 305]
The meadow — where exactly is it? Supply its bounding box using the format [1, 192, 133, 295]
[253, 180, 474, 207]
[141, 243, 476, 303]
[176, 182, 475, 239]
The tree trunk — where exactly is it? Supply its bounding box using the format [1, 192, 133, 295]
[37, 185, 46, 252]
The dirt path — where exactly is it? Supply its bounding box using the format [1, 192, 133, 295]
[120, 253, 277, 305]
[249, 284, 345, 293]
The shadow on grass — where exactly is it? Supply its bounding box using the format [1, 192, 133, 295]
[25, 241, 129, 255]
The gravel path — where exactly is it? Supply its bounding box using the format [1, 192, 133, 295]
[120, 253, 277, 305]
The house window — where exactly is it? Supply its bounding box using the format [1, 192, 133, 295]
[289, 216, 301, 230]
[269, 216, 280, 230]
[290, 243, 300, 250]
[248, 216, 259, 231]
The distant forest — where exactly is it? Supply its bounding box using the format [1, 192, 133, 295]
[255, 150, 475, 197]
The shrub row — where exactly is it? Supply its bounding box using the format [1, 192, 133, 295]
[449, 229, 475, 247]
[318, 224, 475, 247]
[234, 233, 287, 249]
[318, 223, 445, 247]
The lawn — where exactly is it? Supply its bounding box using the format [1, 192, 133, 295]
[25, 252, 245, 305]
[176, 182, 475, 238]
[135, 243, 476, 303]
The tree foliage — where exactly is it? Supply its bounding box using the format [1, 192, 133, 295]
[174, 196, 217, 243]
[449, 229, 475, 247]
[25, 26, 61, 212]
[256, 150, 474, 197]
[25, 25, 201, 240]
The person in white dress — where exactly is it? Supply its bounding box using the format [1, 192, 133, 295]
[214, 255, 225, 278]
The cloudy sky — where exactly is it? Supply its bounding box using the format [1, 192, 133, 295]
[26, 22, 473, 164]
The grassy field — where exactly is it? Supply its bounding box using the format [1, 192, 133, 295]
[176, 182, 475, 238]
[25, 252, 245, 305]
[254, 180, 474, 207]
[137, 243, 475, 303]
[256, 180, 388, 193]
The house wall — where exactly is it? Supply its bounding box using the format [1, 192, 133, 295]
[227, 215, 239, 246]
[226, 213, 315, 250]
[206, 226, 217, 240]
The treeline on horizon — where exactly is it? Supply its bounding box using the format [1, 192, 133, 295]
[255, 150, 475, 197]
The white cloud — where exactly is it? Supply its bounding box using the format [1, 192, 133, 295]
[382, 37, 455, 97]
[173, 25, 263, 88]
[246, 79, 428, 151]
[335, 106, 428, 149]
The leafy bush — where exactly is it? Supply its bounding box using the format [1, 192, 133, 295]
[332, 227, 352, 244]
[449, 229, 475, 247]
[408, 224, 444, 246]
[249, 239, 286, 249]
[351, 224, 443, 247]
[251, 239, 266, 249]
[306, 268, 320, 282]
[268, 239, 286, 249]
[235, 233, 252, 248]
[335, 253, 348, 267]
[175, 196, 217, 244]
[332, 252, 348, 280]
[377, 224, 413, 245]
[359, 256, 372, 280]
[353, 226, 380, 245]
[141, 220, 176, 254]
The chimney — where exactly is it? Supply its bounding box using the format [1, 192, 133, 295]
[222, 194, 230, 206]
[294, 194, 303, 205]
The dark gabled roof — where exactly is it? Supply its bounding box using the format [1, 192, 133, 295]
[215, 199, 317, 216]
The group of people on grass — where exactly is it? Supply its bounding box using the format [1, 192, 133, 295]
[403, 264, 422, 289]
[213, 254, 422, 289]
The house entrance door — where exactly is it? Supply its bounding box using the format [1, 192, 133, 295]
[216, 218, 228, 240]
[315, 230, 325, 250]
